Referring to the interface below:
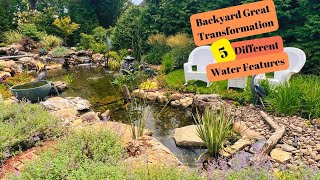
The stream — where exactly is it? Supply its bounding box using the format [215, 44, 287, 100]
[47, 66, 205, 167]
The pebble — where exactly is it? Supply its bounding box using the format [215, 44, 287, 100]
[278, 144, 297, 152]
[296, 127, 303, 133]
[307, 147, 313, 155]
[315, 155, 320, 161]
[300, 149, 307, 154]
[308, 159, 316, 164]
[309, 141, 316, 146]
[273, 163, 280, 168]
[311, 153, 317, 159]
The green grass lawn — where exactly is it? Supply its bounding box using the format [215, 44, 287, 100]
[163, 69, 320, 119]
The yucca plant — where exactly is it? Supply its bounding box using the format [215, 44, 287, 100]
[195, 105, 233, 157]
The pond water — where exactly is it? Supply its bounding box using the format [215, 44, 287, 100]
[47, 66, 205, 167]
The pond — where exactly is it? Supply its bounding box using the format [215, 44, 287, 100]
[47, 66, 205, 167]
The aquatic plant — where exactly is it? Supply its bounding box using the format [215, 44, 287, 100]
[62, 74, 74, 84]
[128, 100, 148, 140]
[195, 105, 233, 157]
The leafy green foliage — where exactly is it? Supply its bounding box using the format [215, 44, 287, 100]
[0, 0, 23, 35]
[14, 10, 42, 26]
[111, 6, 147, 51]
[166, 33, 194, 68]
[62, 74, 75, 84]
[265, 75, 320, 119]
[131, 165, 201, 180]
[39, 35, 63, 49]
[13, 127, 125, 179]
[107, 51, 122, 70]
[195, 106, 233, 157]
[52, 46, 69, 57]
[79, 26, 108, 53]
[108, 51, 121, 62]
[113, 71, 148, 91]
[79, 33, 94, 49]
[18, 23, 46, 41]
[144, 33, 169, 65]
[53, 16, 80, 45]
[0, 102, 61, 160]
[3, 31, 24, 45]
[92, 26, 107, 43]
[161, 53, 175, 74]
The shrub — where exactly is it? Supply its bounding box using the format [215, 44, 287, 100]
[161, 53, 175, 74]
[92, 26, 107, 43]
[166, 33, 194, 68]
[0, 85, 11, 99]
[131, 165, 201, 180]
[144, 33, 169, 65]
[118, 49, 128, 59]
[18, 23, 46, 41]
[79, 27, 108, 53]
[79, 33, 94, 49]
[108, 51, 121, 62]
[0, 102, 61, 161]
[195, 105, 233, 157]
[90, 42, 108, 53]
[13, 127, 125, 179]
[52, 46, 69, 57]
[109, 60, 121, 70]
[39, 35, 63, 49]
[3, 30, 24, 44]
[14, 10, 42, 26]
[148, 33, 167, 45]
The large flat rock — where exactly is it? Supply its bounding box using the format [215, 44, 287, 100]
[173, 125, 205, 148]
[41, 97, 91, 111]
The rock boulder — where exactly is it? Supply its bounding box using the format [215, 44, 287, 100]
[271, 148, 292, 163]
[81, 112, 100, 122]
[41, 97, 91, 112]
[193, 94, 224, 110]
[173, 125, 205, 148]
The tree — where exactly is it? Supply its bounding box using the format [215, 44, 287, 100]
[111, 6, 147, 51]
[53, 16, 80, 45]
[90, 0, 129, 27]
[0, 0, 23, 36]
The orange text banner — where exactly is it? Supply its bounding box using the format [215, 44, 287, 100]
[231, 36, 283, 59]
[206, 52, 289, 82]
[190, 0, 278, 46]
